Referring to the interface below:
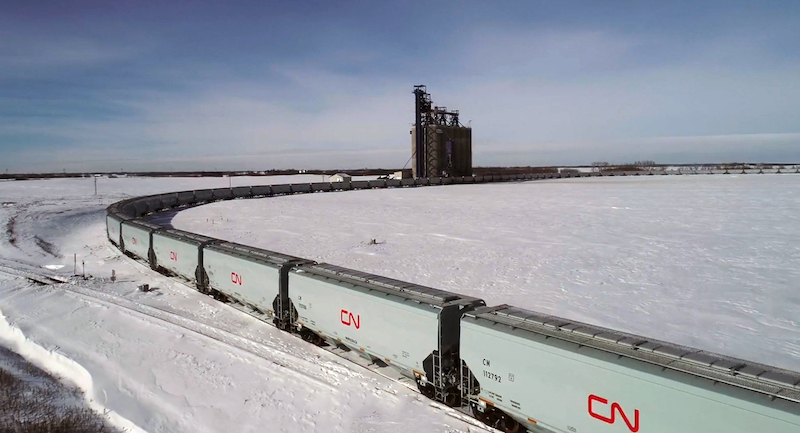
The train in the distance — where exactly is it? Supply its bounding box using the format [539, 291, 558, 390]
[107, 176, 800, 433]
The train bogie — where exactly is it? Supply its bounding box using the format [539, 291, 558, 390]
[460, 305, 800, 433]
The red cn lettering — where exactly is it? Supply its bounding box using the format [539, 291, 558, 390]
[131, 237, 137, 245]
[231, 272, 242, 285]
[340, 310, 360, 329]
[588, 395, 640, 432]
[169, 251, 178, 261]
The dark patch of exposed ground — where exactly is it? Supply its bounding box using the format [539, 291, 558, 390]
[33, 236, 59, 257]
[6, 215, 17, 247]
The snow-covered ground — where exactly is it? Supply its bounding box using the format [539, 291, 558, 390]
[166, 174, 800, 372]
[0, 175, 479, 433]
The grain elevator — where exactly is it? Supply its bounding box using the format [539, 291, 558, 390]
[411, 86, 473, 178]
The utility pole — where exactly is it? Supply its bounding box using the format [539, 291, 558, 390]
[94, 177, 97, 195]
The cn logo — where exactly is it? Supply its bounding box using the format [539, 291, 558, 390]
[131, 237, 137, 245]
[169, 251, 178, 261]
[588, 395, 640, 432]
[231, 272, 242, 285]
[340, 310, 360, 329]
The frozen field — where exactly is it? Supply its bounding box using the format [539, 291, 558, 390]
[166, 174, 800, 372]
[0, 175, 478, 433]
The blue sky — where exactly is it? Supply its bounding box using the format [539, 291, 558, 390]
[1, 1, 799, 172]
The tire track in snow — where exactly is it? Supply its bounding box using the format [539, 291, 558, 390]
[58, 283, 342, 391]
[2, 261, 496, 433]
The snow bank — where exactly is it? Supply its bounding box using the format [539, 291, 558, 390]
[0, 301, 146, 433]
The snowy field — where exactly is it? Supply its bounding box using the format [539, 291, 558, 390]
[165, 174, 800, 372]
[0, 175, 478, 433]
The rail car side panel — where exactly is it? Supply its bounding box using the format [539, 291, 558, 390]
[460, 318, 800, 433]
[203, 249, 280, 315]
[152, 233, 201, 281]
[251, 185, 272, 196]
[106, 215, 123, 245]
[288, 271, 439, 378]
[120, 222, 152, 260]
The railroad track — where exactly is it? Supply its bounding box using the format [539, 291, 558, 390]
[0, 257, 496, 433]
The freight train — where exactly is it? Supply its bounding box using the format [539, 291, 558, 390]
[107, 178, 800, 433]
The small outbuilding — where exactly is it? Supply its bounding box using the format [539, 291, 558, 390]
[329, 173, 352, 183]
[393, 169, 412, 179]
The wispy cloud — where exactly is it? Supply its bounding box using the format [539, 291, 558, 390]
[1, 1, 798, 172]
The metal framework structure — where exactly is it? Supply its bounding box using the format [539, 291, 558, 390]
[413, 85, 469, 178]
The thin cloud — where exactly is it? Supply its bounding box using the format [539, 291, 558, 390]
[1, 2, 799, 172]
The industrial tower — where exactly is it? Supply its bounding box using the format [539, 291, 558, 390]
[411, 85, 473, 178]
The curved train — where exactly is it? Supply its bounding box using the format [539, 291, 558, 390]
[107, 175, 800, 433]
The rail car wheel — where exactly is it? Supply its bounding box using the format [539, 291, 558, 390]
[299, 328, 325, 346]
[209, 289, 229, 302]
[471, 403, 521, 433]
[273, 318, 291, 332]
[493, 415, 521, 433]
[443, 386, 460, 407]
[471, 403, 490, 425]
[415, 379, 436, 400]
